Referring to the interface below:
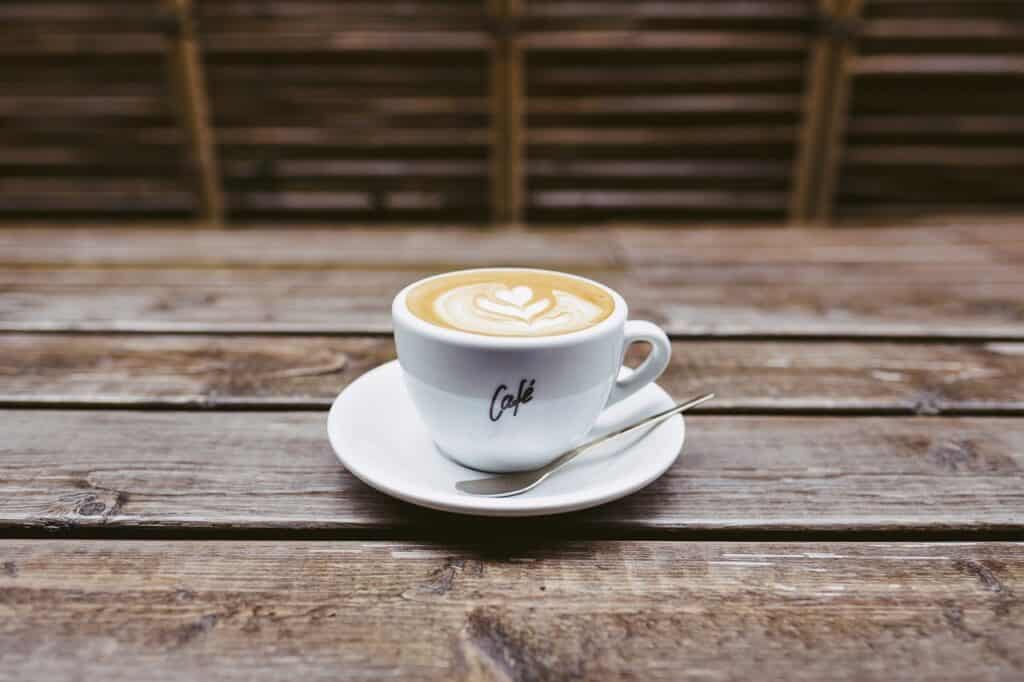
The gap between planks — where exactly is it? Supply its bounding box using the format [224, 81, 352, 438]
[1, 525, 1022, 544]
[2, 401, 1024, 417]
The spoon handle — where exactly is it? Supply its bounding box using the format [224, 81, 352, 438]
[537, 392, 716, 478]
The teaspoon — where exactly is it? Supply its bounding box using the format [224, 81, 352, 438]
[455, 392, 714, 497]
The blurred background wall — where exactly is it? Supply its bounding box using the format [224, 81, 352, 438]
[1, 0, 1021, 225]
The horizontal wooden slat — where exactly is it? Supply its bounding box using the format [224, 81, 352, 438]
[0, 226, 618, 267]
[844, 147, 1024, 167]
[528, 159, 791, 178]
[1, 335, 1022, 412]
[530, 189, 787, 211]
[848, 115, 1024, 136]
[0, 3, 458, 221]
[0, 2, 190, 219]
[525, 1, 814, 22]
[0, 33, 166, 56]
[205, 63, 485, 86]
[522, 31, 809, 51]
[216, 127, 490, 147]
[526, 125, 798, 145]
[621, 261, 1024, 338]
[202, 32, 490, 53]
[0, 199, 193, 214]
[0, 1, 159, 24]
[0, 95, 171, 117]
[2, 262, 1023, 336]
[840, 204, 1024, 220]
[1, 222, 1022, 335]
[212, 94, 489, 118]
[837, 1, 1024, 220]
[529, 62, 806, 87]
[864, 19, 1024, 41]
[197, 0, 486, 32]
[5, 222, 1017, 266]
[2, 411, 1023, 534]
[528, 94, 800, 114]
[2, 540, 1021, 680]
[201, 30, 491, 221]
[521, 0, 810, 223]
[855, 55, 1024, 76]
[611, 221, 1024, 264]
[221, 159, 487, 179]
[224, 190, 488, 215]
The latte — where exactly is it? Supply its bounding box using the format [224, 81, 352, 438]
[406, 269, 615, 337]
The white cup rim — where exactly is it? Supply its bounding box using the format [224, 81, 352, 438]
[392, 267, 628, 349]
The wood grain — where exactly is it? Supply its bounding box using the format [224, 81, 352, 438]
[0, 2, 196, 219]
[2, 222, 1019, 267]
[1, 334, 1022, 412]
[0, 226, 618, 268]
[521, 0, 810, 223]
[0, 222, 1020, 336]
[0, 540, 1021, 680]
[195, 0, 493, 222]
[611, 222, 1024, 265]
[835, 0, 1024, 220]
[2, 411, 1022, 535]
[3, 260, 1022, 337]
[522, 30, 809, 51]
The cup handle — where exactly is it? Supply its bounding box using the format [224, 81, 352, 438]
[605, 320, 672, 408]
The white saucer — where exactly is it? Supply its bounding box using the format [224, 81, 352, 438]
[326, 360, 685, 517]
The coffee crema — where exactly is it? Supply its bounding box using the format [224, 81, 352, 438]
[406, 270, 615, 337]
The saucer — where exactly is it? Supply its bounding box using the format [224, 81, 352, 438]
[326, 360, 685, 517]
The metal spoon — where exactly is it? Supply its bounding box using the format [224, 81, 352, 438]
[455, 392, 714, 497]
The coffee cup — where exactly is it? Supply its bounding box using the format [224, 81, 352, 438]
[392, 268, 671, 472]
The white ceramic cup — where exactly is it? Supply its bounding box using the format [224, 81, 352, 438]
[392, 268, 671, 472]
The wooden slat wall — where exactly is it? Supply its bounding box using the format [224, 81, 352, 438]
[1, 1, 1022, 224]
[837, 0, 1024, 219]
[0, 1, 195, 218]
[522, 0, 815, 222]
[196, 0, 491, 221]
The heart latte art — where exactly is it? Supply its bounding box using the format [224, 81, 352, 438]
[406, 270, 615, 337]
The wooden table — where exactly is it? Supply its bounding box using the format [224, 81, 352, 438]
[2, 220, 1023, 680]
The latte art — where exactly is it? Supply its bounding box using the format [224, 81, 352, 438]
[436, 282, 601, 336]
[406, 270, 615, 337]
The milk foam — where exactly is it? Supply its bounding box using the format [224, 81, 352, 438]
[432, 282, 604, 337]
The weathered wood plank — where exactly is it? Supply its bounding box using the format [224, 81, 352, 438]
[1, 222, 1019, 266]
[2, 411, 1022, 534]
[200, 32, 491, 53]
[621, 261, 1024, 338]
[524, 0, 814, 22]
[612, 222, 1024, 265]
[530, 190, 787, 212]
[522, 30, 810, 50]
[1, 335, 1022, 412]
[2, 262, 1022, 337]
[0, 224, 1020, 336]
[0, 540, 1021, 681]
[526, 125, 799, 145]
[0, 226, 618, 268]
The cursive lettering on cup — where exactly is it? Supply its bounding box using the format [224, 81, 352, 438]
[489, 379, 536, 422]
